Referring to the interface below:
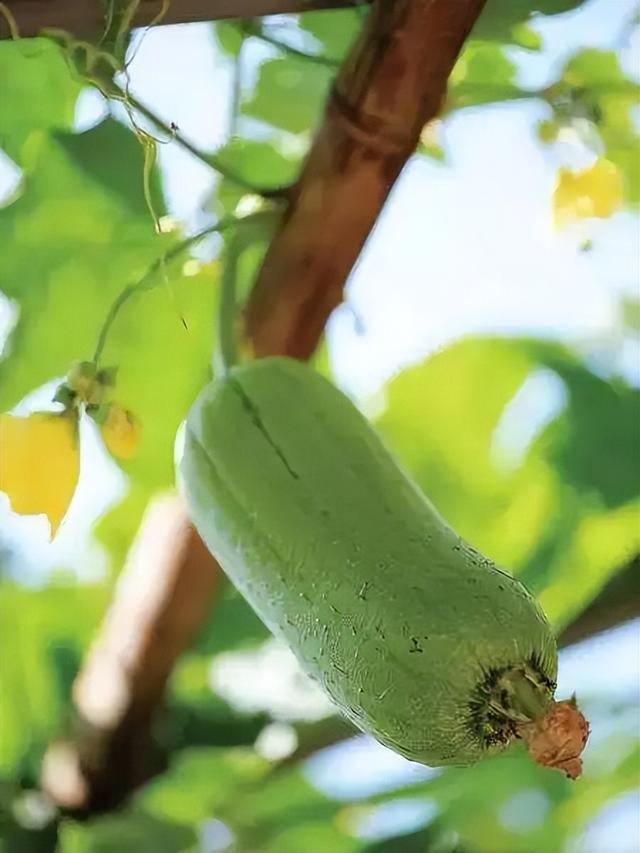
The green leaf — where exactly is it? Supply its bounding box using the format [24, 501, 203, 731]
[528, 344, 640, 508]
[376, 337, 640, 630]
[242, 57, 333, 135]
[266, 821, 361, 853]
[58, 812, 195, 853]
[192, 582, 270, 656]
[473, 0, 587, 43]
[0, 39, 81, 164]
[0, 120, 164, 414]
[55, 120, 165, 219]
[0, 112, 220, 570]
[376, 337, 533, 539]
[213, 138, 300, 216]
[620, 296, 640, 332]
[297, 8, 363, 60]
[92, 253, 218, 568]
[138, 747, 267, 825]
[510, 22, 543, 51]
[449, 42, 524, 110]
[213, 20, 245, 57]
[0, 582, 107, 774]
[230, 767, 341, 832]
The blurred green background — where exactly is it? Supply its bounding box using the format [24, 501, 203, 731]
[0, 0, 639, 851]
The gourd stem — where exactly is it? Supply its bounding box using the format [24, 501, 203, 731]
[491, 666, 552, 723]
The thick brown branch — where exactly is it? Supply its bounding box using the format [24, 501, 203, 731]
[244, 0, 488, 358]
[0, 0, 359, 39]
[42, 495, 222, 813]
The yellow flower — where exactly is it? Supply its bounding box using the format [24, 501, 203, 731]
[0, 411, 80, 536]
[101, 405, 139, 460]
[553, 158, 623, 229]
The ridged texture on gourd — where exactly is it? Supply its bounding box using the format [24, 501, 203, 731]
[181, 357, 557, 766]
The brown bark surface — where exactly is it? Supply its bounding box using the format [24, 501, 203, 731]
[42, 496, 222, 812]
[0, 0, 359, 39]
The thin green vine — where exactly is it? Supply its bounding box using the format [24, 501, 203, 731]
[116, 87, 287, 198]
[240, 21, 340, 69]
[229, 32, 245, 138]
[215, 232, 242, 375]
[39, 0, 287, 205]
[0, 2, 19, 39]
[92, 209, 276, 367]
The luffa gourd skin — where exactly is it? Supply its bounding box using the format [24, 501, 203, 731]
[180, 357, 588, 775]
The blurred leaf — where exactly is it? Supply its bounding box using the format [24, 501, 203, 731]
[619, 296, 640, 332]
[0, 411, 79, 535]
[193, 582, 270, 656]
[0, 39, 80, 164]
[0, 115, 219, 570]
[0, 583, 107, 774]
[297, 8, 363, 59]
[138, 747, 267, 825]
[58, 812, 195, 853]
[510, 22, 543, 51]
[376, 337, 533, 538]
[243, 57, 332, 134]
[0, 819, 59, 853]
[528, 345, 640, 507]
[536, 502, 640, 626]
[216, 138, 299, 190]
[376, 337, 640, 629]
[213, 20, 245, 57]
[164, 691, 268, 754]
[93, 255, 218, 569]
[365, 748, 573, 853]
[473, 0, 587, 43]
[56, 119, 165, 218]
[449, 41, 524, 109]
[0, 119, 164, 414]
[266, 820, 361, 853]
[213, 137, 300, 217]
[228, 767, 341, 833]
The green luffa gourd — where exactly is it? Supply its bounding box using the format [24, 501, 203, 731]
[180, 357, 587, 773]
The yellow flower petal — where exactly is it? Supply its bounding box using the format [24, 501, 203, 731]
[101, 405, 139, 460]
[0, 412, 80, 536]
[553, 158, 623, 230]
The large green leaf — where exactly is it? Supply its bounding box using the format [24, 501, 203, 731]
[242, 57, 333, 135]
[449, 42, 525, 110]
[138, 746, 268, 825]
[473, 0, 586, 43]
[376, 337, 640, 629]
[0, 118, 165, 413]
[376, 337, 533, 537]
[189, 582, 270, 659]
[526, 343, 640, 509]
[0, 39, 80, 165]
[0, 115, 220, 569]
[298, 8, 363, 60]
